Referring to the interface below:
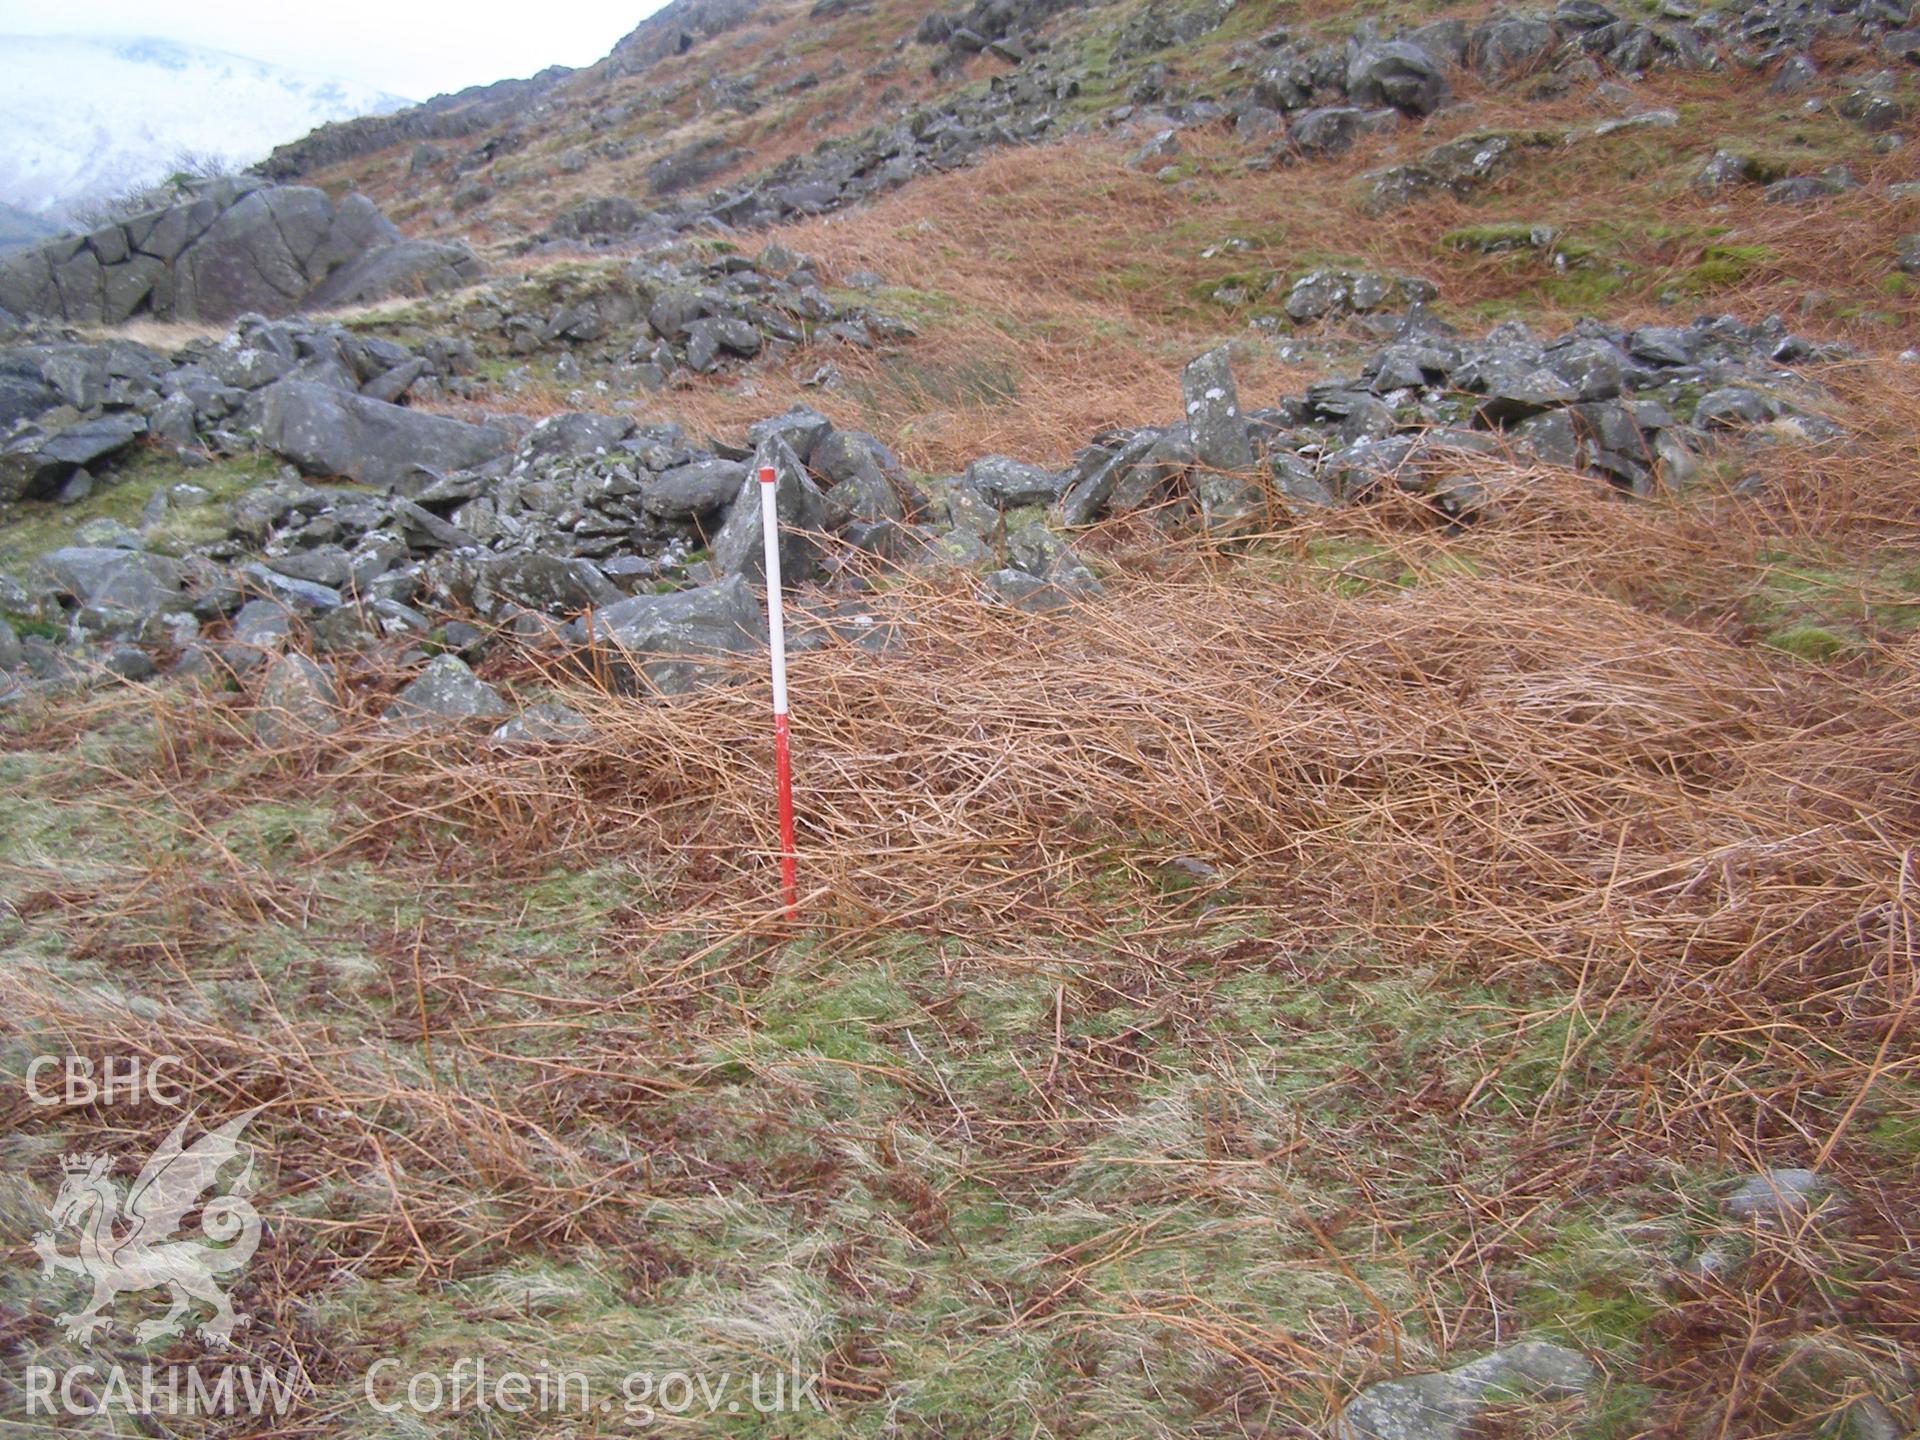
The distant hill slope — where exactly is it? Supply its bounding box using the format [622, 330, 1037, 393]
[0, 35, 412, 224]
[0, 200, 61, 254]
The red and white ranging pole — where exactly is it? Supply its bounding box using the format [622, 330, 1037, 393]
[758, 464, 799, 914]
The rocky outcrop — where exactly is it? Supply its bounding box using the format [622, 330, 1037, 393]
[258, 70, 576, 182]
[605, 0, 767, 74]
[0, 178, 481, 325]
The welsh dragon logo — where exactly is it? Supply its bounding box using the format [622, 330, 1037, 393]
[32, 1107, 264, 1345]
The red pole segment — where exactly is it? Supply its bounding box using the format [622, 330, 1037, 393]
[758, 464, 799, 914]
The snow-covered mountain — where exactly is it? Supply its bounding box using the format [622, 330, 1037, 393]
[0, 36, 413, 225]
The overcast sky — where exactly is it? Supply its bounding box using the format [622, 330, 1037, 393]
[0, 2, 665, 100]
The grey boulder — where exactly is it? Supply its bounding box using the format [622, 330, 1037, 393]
[964, 455, 1066, 509]
[254, 653, 342, 746]
[565, 574, 767, 696]
[1334, 1341, 1596, 1440]
[1346, 41, 1449, 116]
[1290, 106, 1402, 157]
[644, 457, 750, 519]
[384, 654, 511, 728]
[710, 440, 827, 585]
[1, 413, 148, 505]
[1467, 16, 1557, 79]
[490, 701, 592, 745]
[480, 552, 621, 616]
[34, 547, 187, 615]
[260, 380, 510, 489]
[518, 411, 636, 465]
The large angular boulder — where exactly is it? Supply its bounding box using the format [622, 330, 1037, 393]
[0, 355, 56, 431]
[1, 413, 148, 505]
[479, 552, 621, 616]
[259, 380, 511, 489]
[1289, 106, 1402, 156]
[564, 574, 767, 696]
[33, 547, 187, 614]
[548, 196, 645, 240]
[517, 411, 636, 466]
[644, 457, 750, 519]
[710, 439, 828, 585]
[1467, 15, 1558, 79]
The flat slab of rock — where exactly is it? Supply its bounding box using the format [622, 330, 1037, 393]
[260, 379, 510, 489]
[1723, 1168, 1845, 1226]
[1334, 1342, 1596, 1440]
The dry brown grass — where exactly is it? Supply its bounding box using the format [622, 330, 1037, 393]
[11, 14, 1920, 1430]
[5, 363, 1918, 1435]
[457, 54, 1916, 468]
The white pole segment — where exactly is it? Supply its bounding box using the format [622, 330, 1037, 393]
[759, 466, 789, 716]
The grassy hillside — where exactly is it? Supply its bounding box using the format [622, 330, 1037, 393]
[3, 0, 1918, 1435]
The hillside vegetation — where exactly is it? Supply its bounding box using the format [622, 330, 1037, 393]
[2, 0, 1918, 1435]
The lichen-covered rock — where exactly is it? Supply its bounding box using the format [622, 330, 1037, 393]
[384, 654, 511, 728]
[254, 652, 342, 746]
[1345, 40, 1449, 116]
[710, 438, 828, 585]
[644, 457, 751, 519]
[964, 455, 1066, 508]
[1334, 1342, 1596, 1440]
[564, 574, 766, 696]
[1364, 132, 1544, 211]
[1289, 106, 1402, 155]
[479, 552, 621, 617]
[490, 701, 592, 745]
